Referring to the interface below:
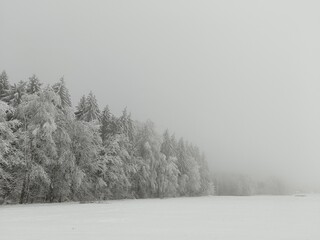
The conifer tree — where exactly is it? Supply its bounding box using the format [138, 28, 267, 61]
[102, 134, 134, 199]
[0, 71, 10, 98]
[158, 130, 180, 197]
[77, 92, 100, 122]
[52, 77, 71, 108]
[100, 105, 112, 144]
[0, 101, 22, 201]
[47, 100, 75, 202]
[177, 139, 201, 195]
[119, 108, 131, 137]
[198, 152, 214, 195]
[68, 120, 103, 200]
[1, 81, 27, 107]
[161, 130, 175, 158]
[75, 95, 87, 120]
[134, 121, 162, 197]
[16, 88, 60, 203]
[157, 154, 180, 197]
[26, 74, 42, 94]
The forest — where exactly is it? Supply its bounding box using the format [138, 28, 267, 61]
[0, 71, 214, 204]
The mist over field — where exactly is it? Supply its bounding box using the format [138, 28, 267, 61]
[1, 0, 320, 193]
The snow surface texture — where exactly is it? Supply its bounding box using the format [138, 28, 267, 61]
[1, 195, 320, 240]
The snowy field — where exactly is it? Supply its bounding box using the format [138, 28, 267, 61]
[1, 195, 320, 240]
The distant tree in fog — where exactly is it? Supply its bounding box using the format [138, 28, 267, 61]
[213, 172, 288, 196]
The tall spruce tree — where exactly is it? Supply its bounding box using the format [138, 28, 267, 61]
[26, 74, 42, 94]
[159, 130, 180, 197]
[52, 77, 72, 108]
[16, 88, 60, 203]
[75, 95, 87, 120]
[161, 129, 175, 158]
[1, 81, 27, 107]
[102, 133, 134, 199]
[134, 121, 162, 197]
[84, 92, 100, 121]
[0, 101, 22, 201]
[0, 71, 10, 98]
[119, 108, 134, 141]
[68, 120, 103, 200]
[76, 92, 100, 122]
[100, 105, 112, 144]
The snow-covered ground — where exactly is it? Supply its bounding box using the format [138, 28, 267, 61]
[1, 195, 320, 240]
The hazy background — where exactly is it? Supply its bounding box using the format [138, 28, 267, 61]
[1, 0, 320, 191]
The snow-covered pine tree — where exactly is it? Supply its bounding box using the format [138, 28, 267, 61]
[0, 101, 22, 201]
[76, 92, 100, 122]
[134, 120, 162, 198]
[198, 152, 214, 195]
[75, 95, 87, 120]
[99, 106, 137, 198]
[165, 156, 180, 196]
[47, 100, 75, 202]
[176, 138, 201, 196]
[26, 74, 42, 94]
[101, 134, 134, 199]
[100, 105, 112, 144]
[119, 108, 133, 139]
[158, 130, 180, 197]
[83, 91, 100, 122]
[52, 77, 72, 108]
[184, 141, 201, 195]
[68, 119, 103, 200]
[1, 81, 27, 107]
[16, 88, 60, 203]
[161, 129, 175, 158]
[0, 71, 10, 99]
[176, 138, 188, 195]
[170, 134, 178, 157]
[157, 155, 180, 197]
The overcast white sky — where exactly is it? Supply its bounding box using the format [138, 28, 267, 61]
[1, 0, 320, 190]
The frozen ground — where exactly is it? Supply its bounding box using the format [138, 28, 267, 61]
[0, 195, 320, 240]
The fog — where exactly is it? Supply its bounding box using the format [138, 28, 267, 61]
[1, 0, 320, 191]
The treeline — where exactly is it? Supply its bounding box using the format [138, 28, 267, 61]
[0, 71, 214, 204]
[213, 172, 289, 196]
